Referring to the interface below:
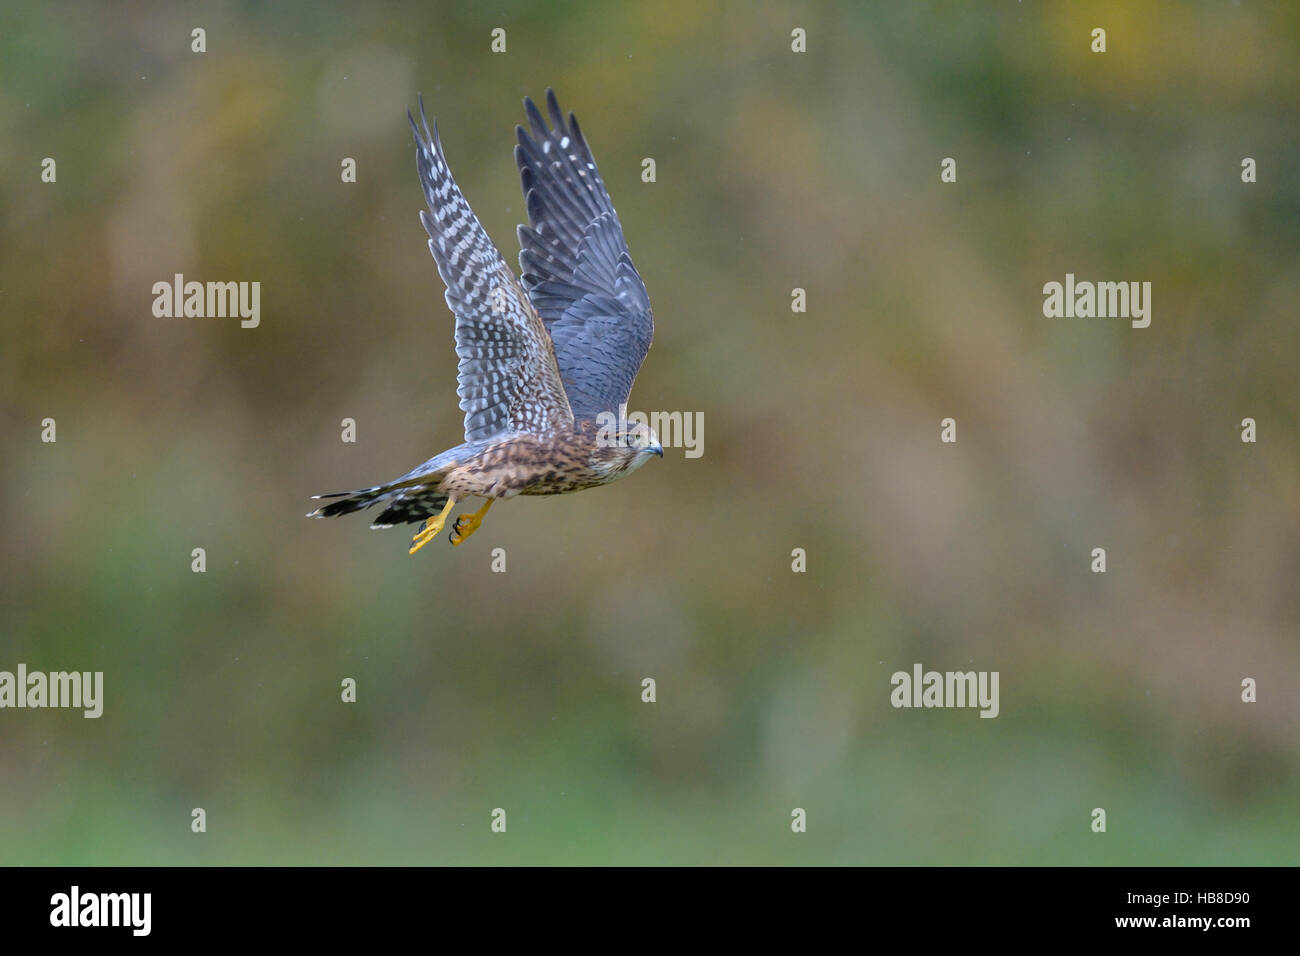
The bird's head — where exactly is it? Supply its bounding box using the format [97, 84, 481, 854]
[622, 422, 664, 461]
[591, 421, 663, 478]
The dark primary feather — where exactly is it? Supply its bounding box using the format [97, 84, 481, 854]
[515, 88, 653, 420]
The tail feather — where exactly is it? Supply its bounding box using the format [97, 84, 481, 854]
[308, 482, 448, 527]
[311, 448, 468, 531]
[372, 492, 450, 528]
[307, 484, 389, 519]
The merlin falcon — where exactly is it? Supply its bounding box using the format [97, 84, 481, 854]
[309, 90, 660, 553]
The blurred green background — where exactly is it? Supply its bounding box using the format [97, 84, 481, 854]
[1, 0, 1296, 865]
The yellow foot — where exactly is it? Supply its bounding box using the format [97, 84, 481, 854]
[449, 498, 495, 546]
[408, 497, 457, 555]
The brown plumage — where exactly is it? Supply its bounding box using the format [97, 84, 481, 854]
[308, 90, 660, 552]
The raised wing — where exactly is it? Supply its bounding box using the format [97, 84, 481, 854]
[410, 99, 573, 442]
[515, 89, 653, 420]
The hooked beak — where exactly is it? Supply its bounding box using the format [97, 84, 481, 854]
[650, 443, 663, 457]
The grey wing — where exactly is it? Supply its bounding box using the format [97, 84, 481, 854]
[514, 89, 653, 421]
[409, 99, 573, 442]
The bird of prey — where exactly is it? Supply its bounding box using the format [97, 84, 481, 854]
[309, 89, 660, 553]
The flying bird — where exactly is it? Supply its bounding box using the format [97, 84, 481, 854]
[309, 90, 660, 553]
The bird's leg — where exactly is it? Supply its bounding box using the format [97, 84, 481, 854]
[449, 498, 494, 546]
[408, 496, 458, 555]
